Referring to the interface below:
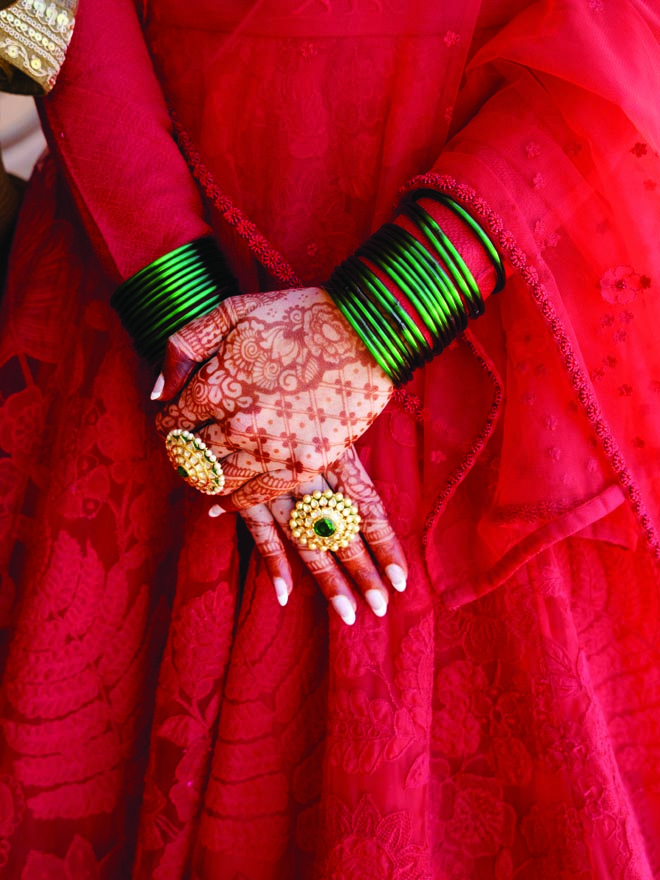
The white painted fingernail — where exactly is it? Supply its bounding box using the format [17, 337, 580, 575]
[274, 578, 289, 607]
[365, 589, 387, 617]
[150, 373, 164, 400]
[208, 505, 224, 518]
[386, 564, 407, 592]
[331, 596, 356, 626]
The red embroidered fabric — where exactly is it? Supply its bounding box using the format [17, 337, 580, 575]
[2, 1, 660, 877]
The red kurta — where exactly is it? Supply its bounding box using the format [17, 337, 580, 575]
[1, 1, 660, 877]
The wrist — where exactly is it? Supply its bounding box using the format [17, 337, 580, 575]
[324, 190, 504, 386]
[110, 237, 239, 365]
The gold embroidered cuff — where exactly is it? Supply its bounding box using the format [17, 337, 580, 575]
[0, 0, 76, 95]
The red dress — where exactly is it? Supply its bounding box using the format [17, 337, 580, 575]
[1, 1, 660, 877]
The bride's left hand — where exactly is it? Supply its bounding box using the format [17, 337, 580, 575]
[223, 446, 408, 625]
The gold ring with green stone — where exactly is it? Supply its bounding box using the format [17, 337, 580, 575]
[165, 429, 225, 495]
[288, 489, 361, 552]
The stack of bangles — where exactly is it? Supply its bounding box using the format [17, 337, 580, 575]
[110, 236, 240, 364]
[324, 189, 505, 386]
[111, 190, 504, 550]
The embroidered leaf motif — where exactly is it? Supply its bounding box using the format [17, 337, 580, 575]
[404, 752, 429, 789]
[98, 584, 149, 687]
[7, 669, 100, 720]
[15, 731, 120, 787]
[3, 701, 109, 756]
[394, 614, 434, 729]
[173, 584, 234, 700]
[157, 715, 207, 750]
[542, 639, 581, 698]
[329, 689, 415, 774]
[27, 769, 121, 819]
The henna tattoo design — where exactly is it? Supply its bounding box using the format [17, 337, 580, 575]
[156, 288, 393, 506]
[326, 447, 407, 588]
[235, 450, 406, 623]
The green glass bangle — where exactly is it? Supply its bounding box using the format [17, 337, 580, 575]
[119, 262, 210, 322]
[411, 190, 506, 294]
[426, 191, 505, 292]
[405, 201, 484, 319]
[374, 225, 465, 342]
[358, 241, 449, 357]
[342, 259, 416, 378]
[347, 257, 430, 364]
[408, 201, 482, 315]
[121, 263, 237, 329]
[344, 258, 420, 368]
[328, 277, 404, 383]
[378, 227, 465, 344]
[126, 281, 219, 338]
[394, 209, 478, 322]
[357, 240, 447, 346]
[123, 284, 218, 344]
[111, 238, 239, 364]
[112, 251, 208, 313]
[333, 263, 409, 382]
[325, 189, 503, 384]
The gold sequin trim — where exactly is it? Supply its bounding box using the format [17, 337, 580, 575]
[0, 0, 76, 95]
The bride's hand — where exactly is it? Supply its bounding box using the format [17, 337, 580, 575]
[230, 447, 408, 625]
[154, 287, 393, 508]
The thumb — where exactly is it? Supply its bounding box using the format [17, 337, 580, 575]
[151, 340, 198, 400]
[151, 301, 237, 401]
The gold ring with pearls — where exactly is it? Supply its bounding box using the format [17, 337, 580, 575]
[288, 489, 361, 552]
[165, 429, 225, 495]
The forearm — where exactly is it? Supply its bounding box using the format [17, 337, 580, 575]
[38, 0, 209, 282]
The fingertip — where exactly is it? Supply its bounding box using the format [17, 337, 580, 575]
[365, 589, 388, 617]
[331, 595, 356, 626]
[386, 563, 407, 592]
[273, 577, 290, 607]
[150, 373, 164, 400]
[160, 344, 197, 401]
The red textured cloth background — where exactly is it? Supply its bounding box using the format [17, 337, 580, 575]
[1, 0, 660, 877]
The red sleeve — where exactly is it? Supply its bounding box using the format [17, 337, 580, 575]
[39, 0, 209, 284]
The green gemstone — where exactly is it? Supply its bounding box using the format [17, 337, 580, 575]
[177, 465, 189, 479]
[313, 516, 336, 538]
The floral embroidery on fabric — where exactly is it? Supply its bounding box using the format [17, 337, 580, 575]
[22, 835, 101, 880]
[437, 774, 516, 858]
[599, 265, 650, 304]
[321, 795, 430, 880]
[432, 660, 485, 759]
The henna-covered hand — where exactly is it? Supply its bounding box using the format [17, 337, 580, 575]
[219, 447, 407, 625]
[154, 288, 393, 509]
